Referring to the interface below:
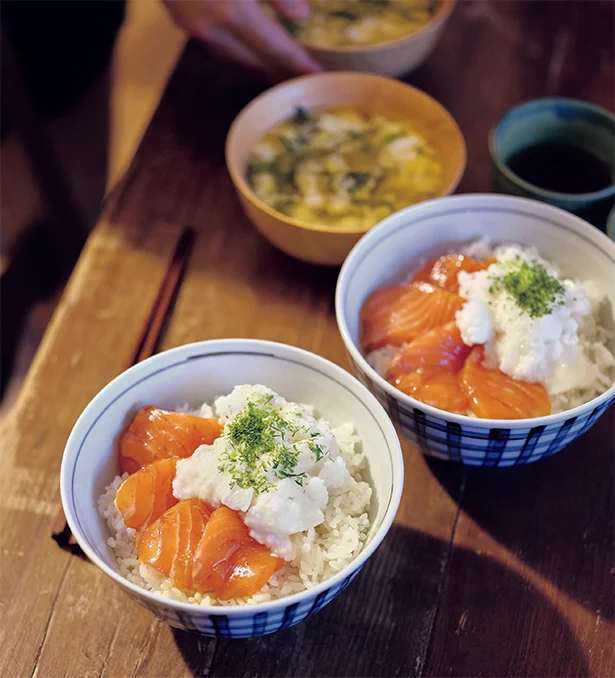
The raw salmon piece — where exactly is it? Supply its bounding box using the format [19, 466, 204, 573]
[360, 286, 408, 351]
[137, 498, 213, 591]
[386, 322, 471, 381]
[411, 254, 495, 293]
[361, 282, 464, 352]
[194, 554, 237, 599]
[219, 543, 283, 600]
[192, 505, 250, 594]
[114, 458, 178, 532]
[119, 407, 222, 474]
[393, 371, 470, 414]
[193, 506, 282, 600]
[460, 346, 551, 419]
[193, 505, 250, 575]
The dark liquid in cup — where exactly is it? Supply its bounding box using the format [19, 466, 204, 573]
[507, 142, 612, 194]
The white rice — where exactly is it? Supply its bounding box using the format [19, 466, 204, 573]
[368, 240, 615, 415]
[549, 328, 615, 412]
[460, 241, 615, 413]
[98, 420, 372, 607]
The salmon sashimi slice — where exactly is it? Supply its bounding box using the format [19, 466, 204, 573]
[193, 506, 283, 600]
[219, 543, 284, 600]
[460, 346, 551, 419]
[119, 406, 222, 474]
[361, 282, 464, 352]
[393, 371, 470, 414]
[193, 505, 251, 576]
[114, 458, 178, 532]
[411, 254, 495, 293]
[137, 498, 213, 591]
[360, 286, 408, 352]
[192, 506, 248, 596]
[386, 322, 471, 382]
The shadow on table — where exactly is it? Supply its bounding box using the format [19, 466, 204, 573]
[427, 408, 615, 624]
[171, 525, 587, 678]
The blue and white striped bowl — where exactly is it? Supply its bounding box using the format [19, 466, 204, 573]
[336, 194, 615, 466]
[61, 339, 403, 636]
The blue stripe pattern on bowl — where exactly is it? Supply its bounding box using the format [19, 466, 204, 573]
[348, 354, 615, 467]
[124, 569, 361, 637]
[62, 340, 403, 639]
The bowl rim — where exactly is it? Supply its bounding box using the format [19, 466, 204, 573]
[225, 71, 467, 237]
[489, 97, 615, 203]
[296, 0, 456, 54]
[607, 205, 615, 241]
[335, 192, 615, 427]
[60, 338, 404, 617]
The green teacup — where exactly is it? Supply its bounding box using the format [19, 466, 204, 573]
[490, 98, 615, 229]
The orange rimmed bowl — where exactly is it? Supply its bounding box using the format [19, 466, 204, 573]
[300, 0, 457, 78]
[225, 71, 466, 266]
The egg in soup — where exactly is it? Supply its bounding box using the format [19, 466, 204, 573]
[278, 0, 438, 48]
[246, 106, 443, 231]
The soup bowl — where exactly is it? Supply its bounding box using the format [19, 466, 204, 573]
[335, 194, 615, 466]
[226, 71, 465, 266]
[60, 339, 403, 636]
[300, 0, 457, 78]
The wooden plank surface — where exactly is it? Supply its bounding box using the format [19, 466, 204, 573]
[0, 96, 203, 677]
[413, 2, 615, 676]
[158, 138, 466, 676]
[180, 3, 615, 675]
[424, 420, 615, 677]
[1, 1, 613, 677]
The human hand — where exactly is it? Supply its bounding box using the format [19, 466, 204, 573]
[163, 0, 323, 79]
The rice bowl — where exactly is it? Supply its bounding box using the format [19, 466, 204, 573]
[336, 194, 615, 465]
[61, 339, 403, 636]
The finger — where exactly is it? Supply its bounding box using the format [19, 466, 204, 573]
[197, 26, 269, 72]
[269, 0, 312, 21]
[231, 3, 323, 76]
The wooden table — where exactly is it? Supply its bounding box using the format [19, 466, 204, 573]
[2, 2, 614, 676]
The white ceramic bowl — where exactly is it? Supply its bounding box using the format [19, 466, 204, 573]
[336, 194, 615, 466]
[60, 339, 403, 637]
